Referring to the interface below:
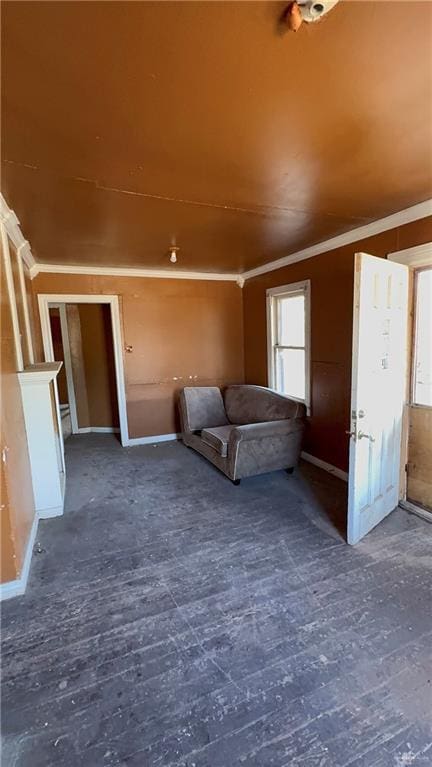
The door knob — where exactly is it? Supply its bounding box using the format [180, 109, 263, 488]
[358, 431, 375, 442]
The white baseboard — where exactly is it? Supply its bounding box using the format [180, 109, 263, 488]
[90, 427, 120, 433]
[126, 432, 180, 446]
[37, 504, 64, 519]
[301, 451, 348, 482]
[0, 512, 39, 600]
[76, 427, 120, 434]
[1, 494, 66, 600]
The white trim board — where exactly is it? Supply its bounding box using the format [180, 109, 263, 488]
[126, 432, 180, 447]
[76, 427, 120, 434]
[388, 241, 432, 268]
[17, 253, 35, 364]
[301, 451, 348, 482]
[0, 496, 66, 600]
[33, 262, 244, 285]
[58, 304, 80, 434]
[0, 513, 39, 601]
[0, 193, 36, 271]
[1, 223, 24, 370]
[0, 205, 38, 370]
[38, 294, 130, 447]
[399, 500, 432, 524]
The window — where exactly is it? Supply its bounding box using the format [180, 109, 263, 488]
[412, 267, 432, 407]
[267, 280, 311, 412]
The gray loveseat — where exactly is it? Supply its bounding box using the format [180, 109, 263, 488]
[179, 385, 305, 484]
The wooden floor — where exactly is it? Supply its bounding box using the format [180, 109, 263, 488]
[2, 435, 432, 766]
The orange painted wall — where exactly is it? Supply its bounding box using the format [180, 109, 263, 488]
[0, 460, 16, 582]
[1, 240, 36, 582]
[243, 217, 432, 473]
[31, 274, 245, 437]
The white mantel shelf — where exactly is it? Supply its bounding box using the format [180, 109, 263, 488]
[18, 361, 63, 385]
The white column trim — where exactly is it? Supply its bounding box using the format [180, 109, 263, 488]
[17, 250, 35, 364]
[53, 303, 80, 434]
[1, 222, 24, 370]
[0, 193, 36, 271]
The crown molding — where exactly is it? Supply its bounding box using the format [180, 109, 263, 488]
[4, 195, 431, 285]
[241, 199, 432, 281]
[33, 261, 243, 285]
[0, 193, 36, 272]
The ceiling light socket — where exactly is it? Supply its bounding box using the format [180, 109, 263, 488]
[169, 246, 179, 264]
[284, 0, 339, 31]
[301, 0, 339, 22]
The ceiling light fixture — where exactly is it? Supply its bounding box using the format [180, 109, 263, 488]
[169, 246, 179, 264]
[283, 0, 339, 32]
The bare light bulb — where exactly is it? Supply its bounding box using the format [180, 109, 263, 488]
[169, 248, 178, 264]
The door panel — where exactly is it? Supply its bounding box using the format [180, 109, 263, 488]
[348, 253, 409, 544]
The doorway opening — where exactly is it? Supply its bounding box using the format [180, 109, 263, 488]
[49, 307, 72, 440]
[386, 244, 432, 525]
[403, 265, 432, 520]
[48, 303, 119, 440]
[38, 294, 129, 446]
[347, 247, 432, 543]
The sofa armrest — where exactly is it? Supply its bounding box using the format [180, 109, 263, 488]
[229, 418, 303, 444]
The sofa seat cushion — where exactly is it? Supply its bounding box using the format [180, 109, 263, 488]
[201, 425, 237, 458]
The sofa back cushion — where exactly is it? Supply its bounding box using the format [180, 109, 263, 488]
[224, 385, 305, 424]
[181, 387, 228, 432]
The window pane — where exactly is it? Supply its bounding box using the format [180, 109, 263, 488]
[413, 269, 432, 406]
[275, 348, 305, 400]
[277, 294, 305, 347]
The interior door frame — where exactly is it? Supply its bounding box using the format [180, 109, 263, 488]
[47, 302, 80, 435]
[387, 242, 432, 517]
[38, 294, 129, 446]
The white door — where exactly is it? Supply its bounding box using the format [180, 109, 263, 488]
[347, 253, 409, 544]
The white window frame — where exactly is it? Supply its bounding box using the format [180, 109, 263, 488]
[266, 279, 311, 414]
